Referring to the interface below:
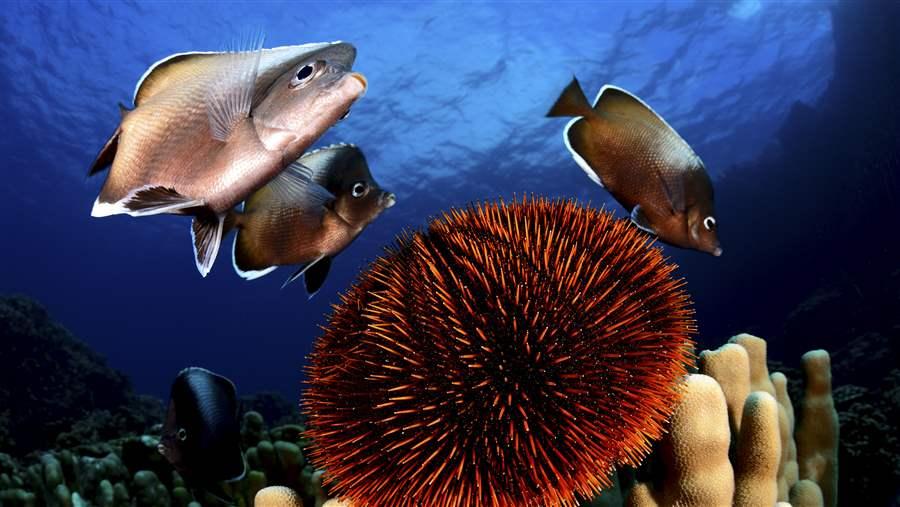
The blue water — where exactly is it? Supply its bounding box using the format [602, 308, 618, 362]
[0, 0, 838, 400]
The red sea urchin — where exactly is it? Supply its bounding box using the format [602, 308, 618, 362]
[304, 197, 696, 507]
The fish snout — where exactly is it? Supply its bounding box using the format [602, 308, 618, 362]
[381, 191, 396, 209]
[712, 246, 723, 257]
[348, 72, 368, 97]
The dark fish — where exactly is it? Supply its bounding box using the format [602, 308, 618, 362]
[548, 77, 722, 256]
[158, 367, 245, 487]
[229, 144, 395, 296]
[89, 40, 368, 276]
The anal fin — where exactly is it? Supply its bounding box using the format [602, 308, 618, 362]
[192, 210, 226, 277]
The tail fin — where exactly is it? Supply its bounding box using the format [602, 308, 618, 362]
[191, 209, 226, 277]
[547, 77, 592, 118]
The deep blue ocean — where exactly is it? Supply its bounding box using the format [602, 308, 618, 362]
[1, 0, 894, 406]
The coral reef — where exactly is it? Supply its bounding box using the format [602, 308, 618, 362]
[0, 296, 162, 456]
[306, 198, 695, 507]
[626, 334, 838, 507]
[0, 411, 337, 507]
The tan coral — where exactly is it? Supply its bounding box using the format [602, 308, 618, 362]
[789, 479, 825, 507]
[254, 486, 302, 507]
[625, 374, 734, 507]
[728, 334, 776, 396]
[699, 343, 751, 435]
[322, 500, 351, 507]
[733, 391, 781, 507]
[772, 372, 799, 501]
[626, 334, 839, 507]
[796, 350, 839, 507]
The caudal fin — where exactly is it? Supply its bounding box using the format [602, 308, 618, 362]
[191, 210, 226, 277]
[547, 77, 592, 118]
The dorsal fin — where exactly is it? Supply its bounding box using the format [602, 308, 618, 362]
[294, 143, 360, 187]
[87, 126, 120, 176]
[592, 85, 683, 139]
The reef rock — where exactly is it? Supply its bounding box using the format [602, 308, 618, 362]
[0, 296, 164, 455]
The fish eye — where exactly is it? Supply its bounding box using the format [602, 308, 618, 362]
[290, 61, 323, 88]
[703, 216, 716, 231]
[177, 428, 187, 441]
[352, 182, 367, 198]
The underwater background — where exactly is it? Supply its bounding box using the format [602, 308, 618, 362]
[1, 0, 898, 506]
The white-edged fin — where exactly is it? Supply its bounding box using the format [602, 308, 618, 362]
[630, 205, 657, 235]
[592, 84, 687, 144]
[274, 162, 335, 207]
[282, 254, 326, 289]
[123, 186, 204, 216]
[231, 233, 277, 280]
[206, 32, 265, 142]
[226, 457, 247, 483]
[92, 185, 203, 218]
[563, 118, 604, 188]
[191, 212, 226, 277]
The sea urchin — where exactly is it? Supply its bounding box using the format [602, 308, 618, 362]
[304, 197, 696, 507]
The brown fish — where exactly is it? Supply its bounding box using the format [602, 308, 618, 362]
[88, 40, 368, 276]
[548, 77, 722, 256]
[228, 144, 395, 296]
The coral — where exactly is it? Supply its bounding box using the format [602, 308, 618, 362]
[772, 373, 799, 500]
[305, 198, 696, 507]
[627, 334, 838, 507]
[627, 374, 734, 507]
[0, 411, 340, 507]
[789, 480, 824, 507]
[0, 296, 162, 456]
[733, 392, 780, 507]
[255, 485, 302, 507]
[795, 351, 838, 507]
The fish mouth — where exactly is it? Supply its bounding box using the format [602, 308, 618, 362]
[349, 72, 368, 97]
[381, 192, 396, 209]
[712, 247, 723, 257]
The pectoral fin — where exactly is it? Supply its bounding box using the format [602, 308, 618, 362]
[630, 205, 657, 235]
[264, 162, 335, 210]
[205, 35, 265, 142]
[655, 169, 687, 214]
[191, 210, 226, 277]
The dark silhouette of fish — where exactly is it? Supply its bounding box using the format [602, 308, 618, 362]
[88, 40, 368, 276]
[548, 77, 722, 256]
[228, 144, 395, 296]
[158, 367, 244, 491]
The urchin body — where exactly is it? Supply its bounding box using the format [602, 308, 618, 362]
[305, 198, 696, 507]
